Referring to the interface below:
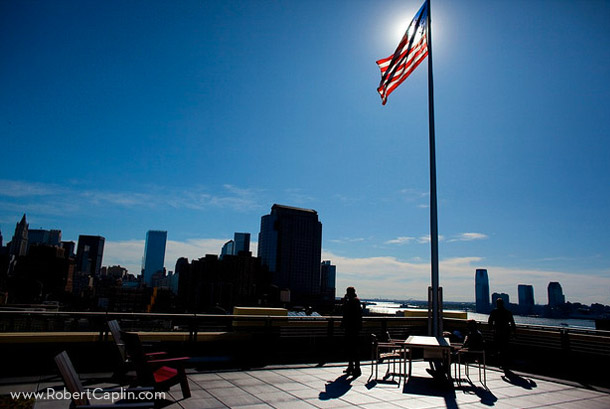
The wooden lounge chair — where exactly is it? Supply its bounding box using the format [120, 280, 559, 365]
[119, 331, 191, 399]
[108, 320, 166, 378]
[54, 351, 154, 409]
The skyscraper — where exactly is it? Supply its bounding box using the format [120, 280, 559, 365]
[258, 204, 322, 306]
[142, 230, 167, 287]
[76, 235, 105, 276]
[320, 260, 337, 304]
[234, 232, 250, 255]
[9, 214, 29, 257]
[548, 282, 565, 307]
[518, 284, 535, 315]
[491, 292, 510, 306]
[475, 269, 490, 313]
[220, 232, 251, 260]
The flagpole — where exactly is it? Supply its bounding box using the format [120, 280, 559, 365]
[426, 0, 440, 338]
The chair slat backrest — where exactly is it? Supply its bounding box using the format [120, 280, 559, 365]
[54, 351, 90, 407]
[120, 331, 155, 385]
[108, 320, 127, 362]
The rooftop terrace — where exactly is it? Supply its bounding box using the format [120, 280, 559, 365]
[3, 361, 610, 409]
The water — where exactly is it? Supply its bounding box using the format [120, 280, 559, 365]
[365, 301, 596, 329]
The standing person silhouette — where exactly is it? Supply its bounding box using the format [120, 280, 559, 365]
[341, 286, 363, 377]
[488, 298, 516, 372]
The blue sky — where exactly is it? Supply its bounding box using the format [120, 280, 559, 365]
[1, 0, 609, 305]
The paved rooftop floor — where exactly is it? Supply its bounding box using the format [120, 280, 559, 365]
[2, 361, 609, 409]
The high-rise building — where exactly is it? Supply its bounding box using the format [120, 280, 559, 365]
[518, 284, 535, 314]
[475, 269, 490, 313]
[220, 233, 251, 260]
[258, 204, 322, 306]
[491, 292, 510, 306]
[547, 282, 565, 307]
[76, 235, 105, 276]
[28, 229, 62, 251]
[234, 232, 250, 255]
[220, 240, 235, 260]
[142, 230, 167, 287]
[9, 214, 29, 257]
[60, 241, 76, 258]
[320, 260, 336, 305]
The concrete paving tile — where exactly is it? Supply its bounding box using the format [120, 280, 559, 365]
[213, 393, 265, 407]
[287, 387, 322, 400]
[241, 384, 282, 394]
[179, 396, 228, 409]
[305, 398, 354, 408]
[268, 400, 318, 409]
[200, 379, 235, 389]
[254, 391, 297, 404]
[274, 382, 316, 392]
[33, 398, 71, 409]
[336, 390, 383, 405]
[189, 373, 225, 382]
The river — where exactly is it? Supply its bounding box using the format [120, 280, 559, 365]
[365, 301, 596, 329]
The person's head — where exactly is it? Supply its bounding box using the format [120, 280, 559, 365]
[467, 319, 478, 331]
[346, 286, 356, 298]
[496, 298, 505, 308]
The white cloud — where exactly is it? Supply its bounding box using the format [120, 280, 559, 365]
[104, 239, 610, 306]
[0, 179, 265, 215]
[385, 236, 415, 245]
[448, 232, 489, 242]
[103, 238, 259, 276]
[324, 250, 610, 305]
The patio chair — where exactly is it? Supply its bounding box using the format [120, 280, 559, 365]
[108, 320, 167, 378]
[369, 332, 405, 386]
[119, 331, 191, 399]
[54, 351, 154, 409]
[455, 348, 486, 387]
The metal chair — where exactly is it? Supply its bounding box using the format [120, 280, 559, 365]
[455, 348, 486, 387]
[369, 333, 405, 386]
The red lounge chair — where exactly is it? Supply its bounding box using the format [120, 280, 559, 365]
[119, 331, 191, 399]
[108, 320, 166, 378]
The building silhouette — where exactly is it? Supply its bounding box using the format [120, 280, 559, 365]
[220, 232, 251, 260]
[518, 284, 535, 315]
[320, 260, 336, 305]
[142, 230, 167, 287]
[491, 292, 510, 306]
[548, 282, 565, 307]
[75, 235, 105, 276]
[177, 252, 270, 312]
[28, 229, 61, 252]
[475, 269, 490, 313]
[9, 214, 29, 257]
[258, 204, 322, 307]
[234, 232, 250, 255]
[220, 240, 234, 260]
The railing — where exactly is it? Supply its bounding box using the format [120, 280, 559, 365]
[1, 310, 609, 349]
[2, 310, 610, 384]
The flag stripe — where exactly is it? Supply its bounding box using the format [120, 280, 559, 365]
[376, 1, 429, 105]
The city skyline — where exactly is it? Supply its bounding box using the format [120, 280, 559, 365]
[2, 0, 609, 305]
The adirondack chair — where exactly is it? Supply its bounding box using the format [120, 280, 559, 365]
[54, 351, 154, 409]
[119, 331, 191, 399]
[108, 320, 166, 378]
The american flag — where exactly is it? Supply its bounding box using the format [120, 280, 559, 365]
[377, 1, 429, 105]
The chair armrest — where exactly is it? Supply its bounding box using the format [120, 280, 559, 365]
[145, 352, 168, 357]
[147, 356, 191, 364]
